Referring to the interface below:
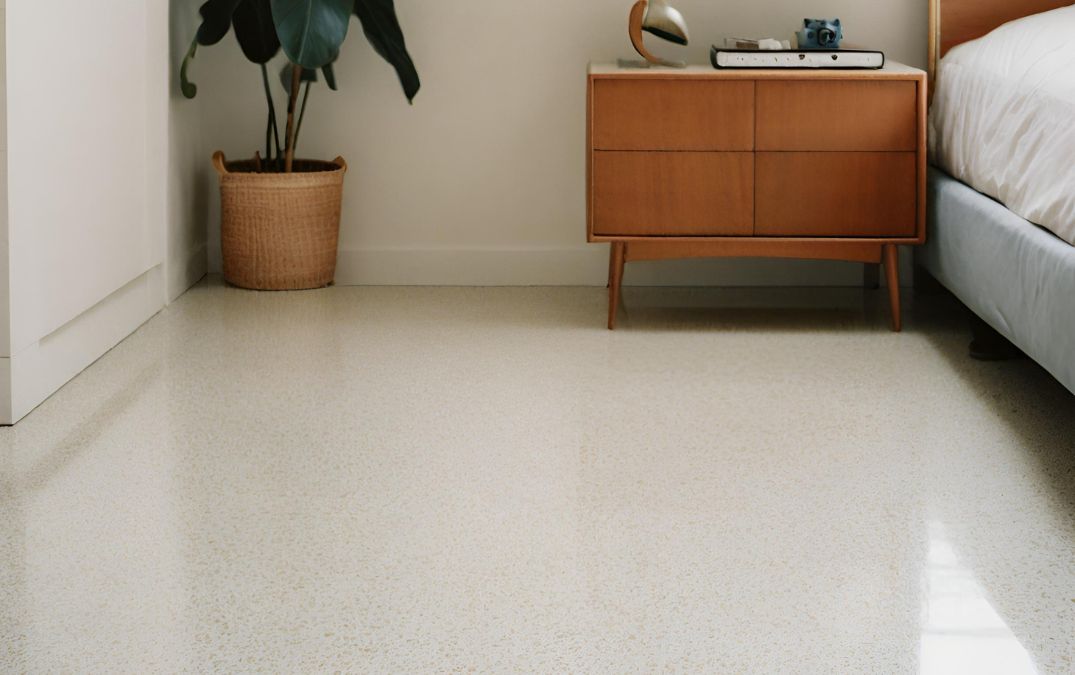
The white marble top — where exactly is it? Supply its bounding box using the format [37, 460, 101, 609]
[589, 60, 924, 79]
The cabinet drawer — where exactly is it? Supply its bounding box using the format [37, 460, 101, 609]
[592, 152, 753, 236]
[756, 81, 917, 151]
[592, 80, 754, 151]
[756, 152, 917, 237]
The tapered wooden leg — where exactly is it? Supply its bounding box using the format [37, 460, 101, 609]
[607, 244, 615, 289]
[608, 242, 625, 330]
[883, 244, 901, 332]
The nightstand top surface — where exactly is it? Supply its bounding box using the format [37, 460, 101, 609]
[589, 60, 924, 80]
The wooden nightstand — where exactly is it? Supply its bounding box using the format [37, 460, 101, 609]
[587, 62, 928, 330]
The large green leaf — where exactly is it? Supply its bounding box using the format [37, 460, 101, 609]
[322, 61, 338, 90]
[233, 0, 280, 63]
[270, 0, 352, 68]
[196, 0, 243, 46]
[354, 0, 420, 102]
[180, 39, 199, 98]
[278, 63, 319, 93]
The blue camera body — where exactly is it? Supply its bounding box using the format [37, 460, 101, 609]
[797, 18, 843, 49]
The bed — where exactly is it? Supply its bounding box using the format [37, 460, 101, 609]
[920, 0, 1075, 394]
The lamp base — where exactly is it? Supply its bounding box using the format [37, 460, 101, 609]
[628, 0, 687, 68]
[616, 58, 687, 69]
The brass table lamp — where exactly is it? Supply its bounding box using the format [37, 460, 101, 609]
[628, 0, 690, 67]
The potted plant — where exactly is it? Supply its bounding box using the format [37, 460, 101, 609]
[181, 0, 420, 290]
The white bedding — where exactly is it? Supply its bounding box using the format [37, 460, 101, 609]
[929, 4, 1075, 245]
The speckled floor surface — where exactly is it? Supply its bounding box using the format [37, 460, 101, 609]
[1, 280, 1073, 673]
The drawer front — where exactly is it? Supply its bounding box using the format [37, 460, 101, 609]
[592, 80, 754, 151]
[592, 152, 753, 236]
[756, 152, 917, 237]
[756, 81, 917, 151]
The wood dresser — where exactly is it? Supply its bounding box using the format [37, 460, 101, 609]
[586, 62, 928, 330]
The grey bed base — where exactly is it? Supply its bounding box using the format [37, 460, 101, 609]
[919, 168, 1075, 394]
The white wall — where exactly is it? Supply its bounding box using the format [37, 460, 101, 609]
[0, 0, 206, 424]
[0, 0, 10, 361]
[169, 0, 210, 302]
[193, 0, 927, 286]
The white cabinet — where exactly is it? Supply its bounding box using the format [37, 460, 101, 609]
[0, 0, 205, 424]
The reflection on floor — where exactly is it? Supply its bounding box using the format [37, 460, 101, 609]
[1, 280, 1073, 672]
[920, 522, 1038, 675]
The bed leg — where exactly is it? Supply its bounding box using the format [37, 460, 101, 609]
[969, 314, 1025, 361]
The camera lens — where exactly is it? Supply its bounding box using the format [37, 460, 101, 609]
[819, 28, 835, 45]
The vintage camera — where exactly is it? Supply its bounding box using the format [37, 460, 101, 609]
[796, 18, 843, 49]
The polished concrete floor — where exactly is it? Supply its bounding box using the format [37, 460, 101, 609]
[1, 280, 1073, 673]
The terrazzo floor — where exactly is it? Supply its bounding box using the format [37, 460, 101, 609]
[1, 280, 1073, 673]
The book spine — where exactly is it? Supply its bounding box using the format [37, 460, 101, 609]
[711, 48, 885, 69]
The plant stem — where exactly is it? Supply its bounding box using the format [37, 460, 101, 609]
[259, 64, 281, 168]
[264, 120, 271, 167]
[283, 64, 302, 173]
[292, 81, 312, 158]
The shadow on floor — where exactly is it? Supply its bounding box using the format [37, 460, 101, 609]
[914, 288, 1075, 668]
[917, 291, 1075, 451]
[483, 286, 904, 334]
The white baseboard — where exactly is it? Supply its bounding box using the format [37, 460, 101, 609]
[0, 267, 164, 424]
[167, 242, 208, 303]
[0, 359, 11, 425]
[333, 246, 886, 287]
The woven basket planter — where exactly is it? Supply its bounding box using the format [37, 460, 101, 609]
[213, 151, 347, 290]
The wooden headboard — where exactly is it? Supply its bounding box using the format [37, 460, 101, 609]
[929, 0, 1073, 88]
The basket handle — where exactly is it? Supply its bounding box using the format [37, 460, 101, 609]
[212, 151, 228, 176]
[333, 156, 348, 173]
